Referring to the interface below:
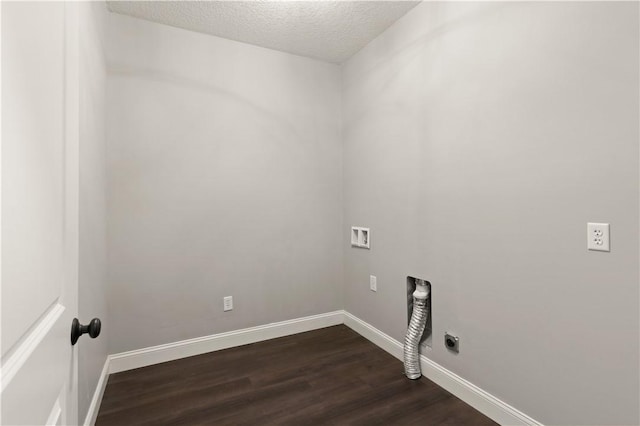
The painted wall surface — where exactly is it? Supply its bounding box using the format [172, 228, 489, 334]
[342, 2, 639, 425]
[105, 13, 343, 353]
[78, 2, 109, 423]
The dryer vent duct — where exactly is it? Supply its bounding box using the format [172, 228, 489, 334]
[403, 278, 430, 379]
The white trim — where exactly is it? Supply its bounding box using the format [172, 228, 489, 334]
[342, 311, 542, 426]
[83, 357, 110, 426]
[108, 311, 344, 374]
[46, 398, 62, 426]
[0, 1, 3, 421]
[342, 311, 404, 360]
[1, 303, 65, 391]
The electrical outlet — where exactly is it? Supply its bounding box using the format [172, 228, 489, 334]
[445, 333, 459, 353]
[369, 275, 377, 292]
[587, 223, 610, 252]
[223, 296, 233, 311]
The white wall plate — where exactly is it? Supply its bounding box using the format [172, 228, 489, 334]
[351, 226, 370, 249]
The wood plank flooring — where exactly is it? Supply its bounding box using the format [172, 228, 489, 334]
[96, 325, 497, 425]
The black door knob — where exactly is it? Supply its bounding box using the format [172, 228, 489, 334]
[71, 318, 101, 345]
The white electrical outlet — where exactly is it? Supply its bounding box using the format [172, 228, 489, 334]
[369, 275, 377, 292]
[223, 296, 233, 311]
[587, 223, 610, 252]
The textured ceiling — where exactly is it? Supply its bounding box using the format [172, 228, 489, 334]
[106, 1, 420, 63]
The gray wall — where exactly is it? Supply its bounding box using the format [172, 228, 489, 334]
[78, 2, 109, 423]
[102, 3, 639, 424]
[105, 13, 343, 353]
[342, 2, 639, 425]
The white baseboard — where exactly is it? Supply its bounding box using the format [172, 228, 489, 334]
[108, 311, 344, 374]
[342, 311, 542, 426]
[83, 357, 110, 426]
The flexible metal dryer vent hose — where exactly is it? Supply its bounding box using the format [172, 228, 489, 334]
[404, 280, 430, 379]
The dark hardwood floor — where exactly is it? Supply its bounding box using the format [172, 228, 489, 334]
[96, 325, 497, 425]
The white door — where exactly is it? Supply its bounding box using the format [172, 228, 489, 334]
[1, 2, 80, 425]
